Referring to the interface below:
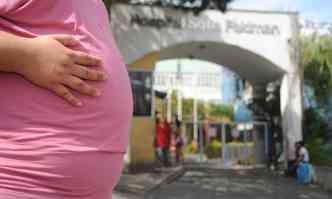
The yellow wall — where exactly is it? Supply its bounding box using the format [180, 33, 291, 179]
[128, 51, 160, 167]
[129, 117, 155, 165]
[128, 51, 160, 70]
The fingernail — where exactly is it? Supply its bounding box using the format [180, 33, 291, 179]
[71, 39, 78, 44]
[69, 38, 78, 45]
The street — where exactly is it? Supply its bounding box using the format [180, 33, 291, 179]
[113, 169, 331, 199]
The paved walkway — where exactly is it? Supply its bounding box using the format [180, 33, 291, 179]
[115, 166, 184, 194]
[113, 168, 332, 199]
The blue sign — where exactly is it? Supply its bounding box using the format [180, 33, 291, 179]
[234, 99, 253, 123]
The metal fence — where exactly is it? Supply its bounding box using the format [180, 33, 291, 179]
[182, 121, 269, 167]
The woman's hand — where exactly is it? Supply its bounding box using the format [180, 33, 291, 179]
[15, 35, 107, 107]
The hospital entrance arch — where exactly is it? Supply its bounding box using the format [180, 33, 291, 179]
[110, 3, 303, 168]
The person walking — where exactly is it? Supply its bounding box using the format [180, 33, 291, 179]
[0, 1, 133, 199]
[174, 129, 184, 164]
[155, 117, 171, 167]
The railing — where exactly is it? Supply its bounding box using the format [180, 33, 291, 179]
[182, 121, 269, 167]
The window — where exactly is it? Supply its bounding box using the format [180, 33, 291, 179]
[129, 71, 153, 116]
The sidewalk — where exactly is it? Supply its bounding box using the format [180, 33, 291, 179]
[184, 154, 267, 170]
[114, 162, 332, 199]
[115, 159, 263, 196]
[115, 165, 185, 194]
[115, 154, 266, 195]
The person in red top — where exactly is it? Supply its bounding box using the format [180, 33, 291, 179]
[155, 116, 171, 167]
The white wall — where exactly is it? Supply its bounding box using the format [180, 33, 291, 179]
[111, 4, 293, 72]
[154, 59, 223, 100]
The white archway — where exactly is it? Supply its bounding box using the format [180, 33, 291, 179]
[111, 3, 303, 160]
[158, 41, 285, 85]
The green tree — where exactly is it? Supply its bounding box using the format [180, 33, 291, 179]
[300, 34, 332, 166]
[170, 91, 207, 121]
[103, 0, 113, 10]
[304, 59, 332, 107]
[103, 0, 234, 14]
[300, 35, 332, 67]
[208, 103, 233, 121]
[300, 35, 332, 110]
[170, 91, 233, 121]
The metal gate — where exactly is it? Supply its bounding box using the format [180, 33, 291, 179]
[183, 121, 269, 167]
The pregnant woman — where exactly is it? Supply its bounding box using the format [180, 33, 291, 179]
[0, 1, 133, 199]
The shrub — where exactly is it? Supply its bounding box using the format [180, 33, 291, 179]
[204, 139, 222, 159]
[306, 139, 332, 166]
[303, 107, 332, 166]
[185, 142, 198, 154]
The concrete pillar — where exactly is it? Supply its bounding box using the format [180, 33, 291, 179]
[281, 13, 303, 162]
[280, 73, 303, 161]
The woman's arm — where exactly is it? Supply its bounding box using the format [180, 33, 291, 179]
[0, 31, 108, 107]
[0, 31, 33, 72]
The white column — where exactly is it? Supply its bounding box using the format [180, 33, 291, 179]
[167, 89, 172, 123]
[280, 73, 303, 161]
[177, 91, 183, 121]
[176, 59, 183, 121]
[281, 14, 303, 162]
[193, 97, 198, 141]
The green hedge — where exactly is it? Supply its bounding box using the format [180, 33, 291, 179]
[306, 138, 332, 166]
[204, 140, 222, 159]
[303, 108, 332, 167]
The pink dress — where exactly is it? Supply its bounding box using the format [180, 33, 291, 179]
[0, 1, 133, 199]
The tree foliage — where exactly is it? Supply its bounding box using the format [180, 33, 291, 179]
[304, 59, 332, 106]
[169, 91, 234, 121]
[170, 91, 207, 121]
[208, 103, 234, 121]
[103, 0, 234, 14]
[304, 108, 332, 166]
[300, 35, 332, 110]
[300, 35, 332, 165]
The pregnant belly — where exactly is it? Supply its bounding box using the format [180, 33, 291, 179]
[0, 62, 133, 152]
[0, 151, 124, 199]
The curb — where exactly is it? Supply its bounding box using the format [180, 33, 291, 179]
[148, 167, 186, 192]
[115, 166, 185, 195]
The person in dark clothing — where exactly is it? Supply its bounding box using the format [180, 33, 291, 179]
[174, 126, 184, 164]
[287, 141, 304, 177]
